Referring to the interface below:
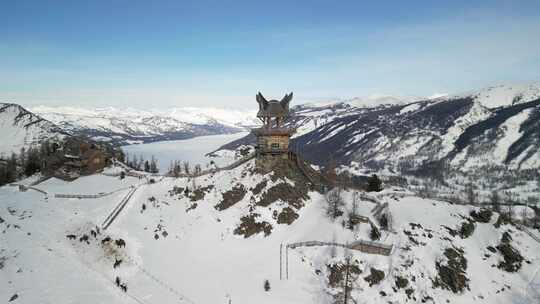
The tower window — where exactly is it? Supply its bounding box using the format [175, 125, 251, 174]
[271, 143, 280, 149]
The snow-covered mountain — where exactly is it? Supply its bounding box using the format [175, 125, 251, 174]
[1, 159, 539, 303]
[306, 94, 421, 109]
[222, 83, 540, 173]
[0, 103, 67, 158]
[30, 106, 258, 145]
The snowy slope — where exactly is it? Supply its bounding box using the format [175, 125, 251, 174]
[305, 95, 421, 109]
[221, 84, 540, 174]
[0, 103, 66, 158]
[1, 161, 539, 303]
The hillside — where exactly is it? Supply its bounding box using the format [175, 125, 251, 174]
[219, 84, 540, 174]
[1, 159, 539, 303]
[0, 103, 67, 158]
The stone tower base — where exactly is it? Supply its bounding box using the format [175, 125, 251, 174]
[255, 153, 290, 172]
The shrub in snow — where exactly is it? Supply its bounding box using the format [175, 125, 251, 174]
[459, 220, 475, 239]
[433, 247, 469, 293]
[264, 279, 270, 292]
[364, 267, 385, 287]
[497, 231, 524, 272]
[395, 276, 409, 289]
[470, 209, 492, 223]
[370, 224, 381, 241]
[327, 261, 361, 288]
[276, 207, 299, 225]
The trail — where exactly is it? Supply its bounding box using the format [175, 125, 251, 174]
[102, 186, 140, 230]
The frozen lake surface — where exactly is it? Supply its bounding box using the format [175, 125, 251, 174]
[122, 132, 248, 173]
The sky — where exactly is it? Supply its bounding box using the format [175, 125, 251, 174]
[1, 0, 540, 110]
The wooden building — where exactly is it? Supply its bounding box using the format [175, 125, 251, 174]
[252, 92, 295, 158]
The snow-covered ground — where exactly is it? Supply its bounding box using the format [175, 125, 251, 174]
[121, 132, 249, 173]
[1, 159, 540, 304]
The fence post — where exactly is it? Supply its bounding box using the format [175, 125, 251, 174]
[280, 243, 282, 280]
[286, 244, 289, 280]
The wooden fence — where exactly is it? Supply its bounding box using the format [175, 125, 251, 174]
[288, 239, 393, 256]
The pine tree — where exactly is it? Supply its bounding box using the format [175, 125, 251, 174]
[144, 160, 150, 173]
[367, 174, 382, 192]
[150, 156, 158, 173]
[24, 147, 41, 176]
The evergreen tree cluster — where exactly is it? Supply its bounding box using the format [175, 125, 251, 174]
[0, 141, 59, 186]
[367, 174, 383, 192]
[125, 154, 159, 173]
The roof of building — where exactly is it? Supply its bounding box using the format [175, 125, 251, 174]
[256, 92, 293, 118]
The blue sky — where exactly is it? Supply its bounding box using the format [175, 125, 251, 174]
[1, 0, 540, 109]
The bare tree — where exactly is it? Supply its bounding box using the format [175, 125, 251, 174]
[342, 254, 352, 304]
[490, 191, 501, 213]
[326, 187, 344, 220]
[465, 181, 477, 206]
[521, 205, 529, 226]
[183, 161, 190, 175]
[347, 192, 359, 230]
[527, 196, 539, 228]
[504, 191, 515, 223]
[325, 157, 338, 187]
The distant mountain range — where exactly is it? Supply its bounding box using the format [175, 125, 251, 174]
[28, 106, 259, 146]
[221, 83, 540, 173]
[2, 83, 540, 174]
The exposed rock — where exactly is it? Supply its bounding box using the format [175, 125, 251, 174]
[251, 179, 267, 195]
[215, 184, 246, 210]
[233, 213, 272, 238]
[257, 182, 308, 209]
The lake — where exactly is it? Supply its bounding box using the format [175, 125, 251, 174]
[121, 132, 248, 173]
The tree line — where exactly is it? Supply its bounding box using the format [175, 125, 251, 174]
[124, 153, 159, 174]
[0, 141, 61, 186]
